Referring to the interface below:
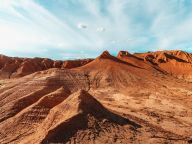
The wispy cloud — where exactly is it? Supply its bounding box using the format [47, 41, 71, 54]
[0, 0, 192, 59]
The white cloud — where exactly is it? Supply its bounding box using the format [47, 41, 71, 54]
[77, 23, 88, 29]
[0, 0, 192, 59]
[0, 0, 96, 54]
[147, 0, 192, 50]
[96, 27, 106, 32]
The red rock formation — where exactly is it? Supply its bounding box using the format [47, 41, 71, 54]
[117, 51, 161, 71]
[62, 59, 93, 69]
[0, 50, 192, 143]
[0, 54, 93, 79]
[1, 50, 192, 81]
[134, 50, 192, 80]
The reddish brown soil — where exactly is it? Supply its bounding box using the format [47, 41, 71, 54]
[0, 50, 192, 144]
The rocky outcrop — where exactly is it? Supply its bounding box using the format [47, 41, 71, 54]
[0, 55, 93, 79]
[134, 50, 192, 81]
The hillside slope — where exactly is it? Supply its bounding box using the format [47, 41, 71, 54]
[0, 50, 192, 143]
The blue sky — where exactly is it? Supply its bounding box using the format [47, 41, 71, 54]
[0, 0, 192, 59]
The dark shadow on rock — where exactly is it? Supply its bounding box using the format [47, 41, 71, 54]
[164, 53, 188, 63]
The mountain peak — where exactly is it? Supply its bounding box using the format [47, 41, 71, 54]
[117, 51, 132, 58]
[72, 90, 105, 114]
[98, 50, 112, 59]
